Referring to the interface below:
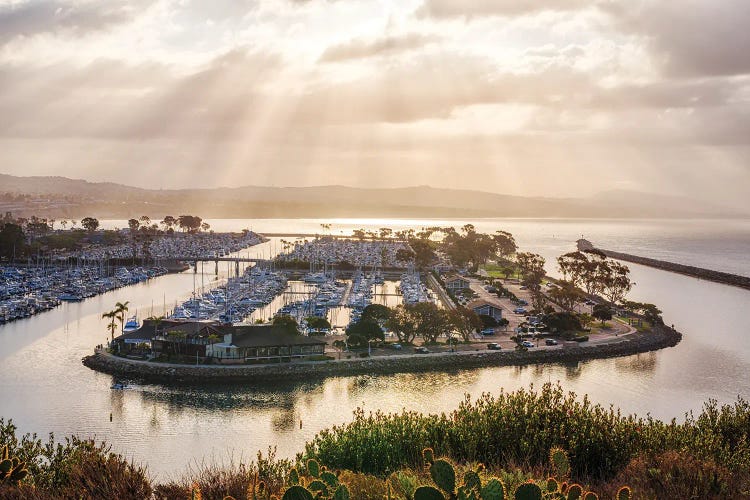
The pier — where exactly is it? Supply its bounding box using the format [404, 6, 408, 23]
[578, 239, 750, 291]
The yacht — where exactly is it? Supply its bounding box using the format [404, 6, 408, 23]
[123, 316, 140, 332]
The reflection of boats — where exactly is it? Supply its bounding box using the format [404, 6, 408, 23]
[111, 383, 126, 390]
[123, 316, 140, 332]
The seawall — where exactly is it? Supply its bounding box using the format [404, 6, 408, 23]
[82, 326, 681, 384]
[598, 249, 750, 291]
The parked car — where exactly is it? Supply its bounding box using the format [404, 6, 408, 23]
[392, 343, 402, 350]
[545, 339, 559, 346]
[487, 343, 501, 350]
[522, 340, 535, 348]
[518, 299, 529, 306]
[481, 328, 496, 335]
[514, 307, 527, 314]
[414, 346, 430, 354]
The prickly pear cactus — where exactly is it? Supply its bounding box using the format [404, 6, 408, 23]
[545, 477, 560, 494]
[414, 485, 446, 500]
[321, 470, 338, 488]
[332, 484, 350, 500]
[582, 493, 598, 500]
[616, 486, 631, 500]
[513, 481, 542, 500]
[549, 448, 570, 478]
[288, 467, 300, 486]
[306, 458, 320, 478]
[565, 484, 583, 500]
[282, 485, 315, 500]
[423, 447, 435, 465]
[0, 446, 29, 486]
[480, 478, 506, 500]
[308, 479, 328, 496]
[463, 470, 482, 491]
[430, 459, 456, 494]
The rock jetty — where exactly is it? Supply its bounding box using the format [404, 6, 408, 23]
[82, 326, 681, 384]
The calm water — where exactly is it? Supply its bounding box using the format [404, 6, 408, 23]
[2, 218, 749, 478]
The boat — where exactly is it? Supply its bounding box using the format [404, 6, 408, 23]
[58, 292, 84, 302]
[111, 383, 126, 390]
[123, 316, 140, 332]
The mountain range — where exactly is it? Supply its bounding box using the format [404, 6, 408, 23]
[0, 174, 743, 220]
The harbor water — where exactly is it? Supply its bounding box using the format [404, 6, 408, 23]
[1, 218, 749, 478]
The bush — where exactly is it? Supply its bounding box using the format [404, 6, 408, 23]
[302, 383, 750, 481]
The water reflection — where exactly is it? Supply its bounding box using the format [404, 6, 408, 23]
[1, 221, 749, 476]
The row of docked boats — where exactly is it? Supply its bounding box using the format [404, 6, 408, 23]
[276, 276, 347, 331]
[398, 271, 434, 304]
[170, 267, 288, 323]
[0, 265, 168, 325]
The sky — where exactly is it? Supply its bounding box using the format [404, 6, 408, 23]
[0, 0, 748, 207]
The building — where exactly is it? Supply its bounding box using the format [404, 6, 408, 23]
[113, 319, 327, 363]
[467, 300, 503, 321]
[206, 325, 326, 364]
[444, 275, 470, 291]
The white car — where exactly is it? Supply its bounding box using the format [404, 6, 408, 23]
[522, 340, 535, 348]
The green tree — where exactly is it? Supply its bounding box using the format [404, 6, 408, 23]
[360, 304, 391, 324]
[0, 223, 25, 261]
[306, 316, 332, 333]
[80, 217, 99, 233]
[272, 315, 299, 335]
[114, 301, 130, 333]
[592, 304, 613, 326]
[332, 339, 347, 359]
[449, 307, 483, 342]
[102, 310, 118, 344]
[385, 305, 419, 344]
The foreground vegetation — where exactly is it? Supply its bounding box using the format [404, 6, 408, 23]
[2, 384, 749, 499]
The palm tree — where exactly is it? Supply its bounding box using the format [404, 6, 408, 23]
[114, 301, 130, 332]
[102, 310, 118, 344]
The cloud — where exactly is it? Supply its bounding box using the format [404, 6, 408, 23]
[0, 0, 153, 45]
[319, 33, 438, 62]
[416, 0, 594, 19]
[605, 0, 750, 77]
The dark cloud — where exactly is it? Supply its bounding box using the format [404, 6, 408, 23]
[319, 33, 438, 62]
[0, 0, 153, 45]
[605, 0, 750, 77]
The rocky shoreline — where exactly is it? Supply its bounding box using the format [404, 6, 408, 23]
[588, 246, 750, 291]
[82, 326, 681, 384]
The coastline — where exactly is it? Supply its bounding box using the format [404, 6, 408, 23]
[82, 325, 681, 384]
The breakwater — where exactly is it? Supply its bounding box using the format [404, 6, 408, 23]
[577, 239, 750, 291]
[82, 326, 681, 384]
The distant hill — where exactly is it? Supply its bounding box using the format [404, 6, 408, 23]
[0, 174, 743, 219]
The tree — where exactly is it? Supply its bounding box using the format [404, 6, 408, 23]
[517, 252, 547, 311]
[395, 248, 416, 265]
[557, 252, 589, 287]
[332, 339, 347, 359]
[272, 315, 299, 335]
[114, 301, 130, 332]
[0, 223, 25, 261]
[478, 314, 498, 329]
[306, 316, 332, 333]
[385, 305, 419, 344]
[592, 304, 613, 326]
[177, 215, 202, 233]
[201, 222, 211, 233]
[409, 302, 451, 343]
[102, 310, 118, 344]
[493, 231, 517, 258]
[409, 240, 436, 268]
[601, 261, 633, 305]
[549, 281, 581, 312]
[80, 217, 99, 233]
[449, 307, 483, 342]
[161, 215, 176, 232]
[346, 320, 384, 345]
[361, 304, 391, 324]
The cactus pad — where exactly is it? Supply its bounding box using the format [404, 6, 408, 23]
[481, 478, 506, 500]
[430, 459, 456, 494]
[513, 482, 542, 500]
[414, 485, 446, 500]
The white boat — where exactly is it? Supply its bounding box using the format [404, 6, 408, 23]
[123, 316, 140, 332]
